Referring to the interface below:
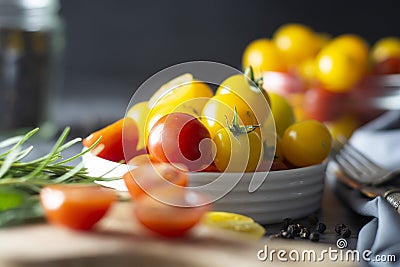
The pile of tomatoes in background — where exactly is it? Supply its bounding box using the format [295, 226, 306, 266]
[243, 23, 400, 140]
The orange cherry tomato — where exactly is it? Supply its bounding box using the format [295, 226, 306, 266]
[123, 163, 188, 201]
[134, 187, 210, 238]
[127, 154, 158, 166]
[82, 118, 144, 163]
[40, 185, 117, 231]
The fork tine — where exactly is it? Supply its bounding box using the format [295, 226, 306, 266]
[335, 153, 363, 179]
[337, 136, 384, 173]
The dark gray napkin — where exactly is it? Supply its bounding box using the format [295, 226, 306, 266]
[327, 111, 400, 266]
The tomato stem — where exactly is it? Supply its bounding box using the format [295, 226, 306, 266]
[244, 66, 264, 92]
[226, 106, 259, 139]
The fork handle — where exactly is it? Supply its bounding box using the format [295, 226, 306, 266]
[384, 189, 400, 213]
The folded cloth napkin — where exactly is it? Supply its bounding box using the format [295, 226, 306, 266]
[327, 110, 400, 267]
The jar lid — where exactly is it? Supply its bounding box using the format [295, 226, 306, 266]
[0, 0, 60, 15]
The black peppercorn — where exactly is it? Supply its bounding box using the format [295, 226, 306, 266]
[281, 231, 294, 239]
[341, 228, 351, 238]
[309, 232, 320, 242]
[316, 223, 327, 233]
[300, 228, 310, 239]
[335, 224, 346, 235]
[287, 224, 301, 237]
[282, 218, 293, 230]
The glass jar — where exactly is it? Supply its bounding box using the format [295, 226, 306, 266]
[0, 0, 64, 133]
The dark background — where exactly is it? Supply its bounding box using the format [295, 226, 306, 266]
[55, 0, 400, 130]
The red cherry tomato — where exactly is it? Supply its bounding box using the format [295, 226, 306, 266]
[40, 185, 116, 230]
[134, 187, 210, 238]
[371, 57, 400, 75]
[82, 118, 144, 162]
[123, 163, 188, 200]
[304, 87, 349, 122]
[147, 112, 213, 172]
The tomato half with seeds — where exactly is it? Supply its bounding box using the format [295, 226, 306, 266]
[40, 185, 117, 231]
[123, 163, 188, 200]
[134, 187, 210, 238]
[147, 112, 213, 172]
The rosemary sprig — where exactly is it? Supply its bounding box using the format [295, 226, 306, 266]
[0, 127, 118, 227]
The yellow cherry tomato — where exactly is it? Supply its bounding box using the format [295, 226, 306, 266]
[282, 120, 332, 167]
[325, 114, 360, 141]
[263, 131, 284, 162]
[316, 45, 364, 92]
[297, 57, 317, 84]
[216, 74, 270, 124]
[242, 38, 287, 78]
[371, 36, 400, 63]
[273, 23, 318, 65]
[329, 34, 369, 71]
[213, 127, 263, 172]
[201, 94, 257, 137]
[201, 211, 265, 239]
[126, 101, 150, 150]
[262, 92, 295, 137]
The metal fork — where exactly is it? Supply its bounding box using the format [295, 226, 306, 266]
[332, 138, 400, 186]
[331, 138, 400, 212]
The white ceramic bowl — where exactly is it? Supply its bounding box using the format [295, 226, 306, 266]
[82, 151, 326, 224]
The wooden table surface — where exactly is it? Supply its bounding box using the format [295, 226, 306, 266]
[0, 199, 359, 267]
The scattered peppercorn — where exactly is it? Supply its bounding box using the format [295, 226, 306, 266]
[309, 232, 320, 242]
[299, 228, 310, 239]
[316, 223, 327, 233]
[282, 218, 293, 230]
[281, 230, 294, 239]
[341, 228, 351, 238]
[287, 224, 300, 236]
[335, 224, 346, 235]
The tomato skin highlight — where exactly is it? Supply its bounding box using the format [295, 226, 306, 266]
[82, 118, 144, 163]
[123, 163, 188, 201]
[134, 187, 210, 238]
[147, 112, 213, 172]
[40, 185, 117, 231]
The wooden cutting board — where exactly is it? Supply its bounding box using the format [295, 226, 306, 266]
[0, 203, 356, 267]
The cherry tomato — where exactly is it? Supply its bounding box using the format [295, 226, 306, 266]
[147, 112, 213, 172]
[371, 56, 400, 75]
[273, 23, 318, 65]
[282, 120, 332, 167]
[262, 92, 295, 137]
[316, 45, 364, 92]
[40, 185, 116, 230]
[370, 37, 400, 64]
[303, 87, 349, 122]
[134, 187, 210, 238]
[213, 127, 263, 172]
[242, 38, 287, 78]
[123, 163, 188, 200]
[201, 94, 258, 137]
[324, 114, 360, 141]
[329, 34, 369, 70]
[82, 118, 144, 162]
[216, 74, 270, 124]
[127, 154, 158, 166]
